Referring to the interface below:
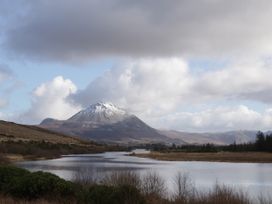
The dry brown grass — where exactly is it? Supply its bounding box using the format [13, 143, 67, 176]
[136, 151, 272, 163]
[0, 120, 122, 164]
[0, 195, 61, 204]
[0, 120, 88, 145]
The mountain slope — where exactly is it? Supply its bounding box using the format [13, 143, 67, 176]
[0, 120, 112, 164]
[0, 120, 88, 145]
[40, 102, 175, 144]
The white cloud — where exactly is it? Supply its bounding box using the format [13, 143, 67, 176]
[194, 59, 272, 103]
[151, 105, 272, 132]
[73, 58, 193, 116]
[9, 58, 272, 131]
[71, 57, 272, 131]
[20, 76, 81, 124]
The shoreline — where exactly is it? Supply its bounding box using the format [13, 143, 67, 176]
[134, 151, 272, 163]
[0, 153, 62, 164]
[4, 151, 272, 164]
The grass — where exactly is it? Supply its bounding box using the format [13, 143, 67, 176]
[0, 120, 124, 164]
[0, 140, 123, 164]
[0, 195, 57, 204]
[134, 151, 272, 163]
[0, 120, 87, 144]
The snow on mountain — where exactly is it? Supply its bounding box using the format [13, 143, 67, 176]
[67, 102, 129, 124]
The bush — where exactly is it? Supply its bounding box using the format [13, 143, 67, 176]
[101, 171, 141, 188]
[141, 171, 166, 197]
[78, 185, 145, 204]
[115, 185, 145, 204]
[0, 155, 9, 164]
[79, 185, 118, 204]
[0, 165, 30, 191]
[7, 171, 75, 199]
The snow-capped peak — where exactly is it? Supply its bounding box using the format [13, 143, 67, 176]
[86, 102, 126, 115]
[67, 102, 130, 124]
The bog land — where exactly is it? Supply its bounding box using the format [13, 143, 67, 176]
[135, 151, 272, 163]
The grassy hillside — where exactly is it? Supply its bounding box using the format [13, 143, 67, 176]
[0, 120, 120, 164]
[0, 120, 91, 144]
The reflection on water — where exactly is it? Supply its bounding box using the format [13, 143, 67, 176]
[16, 150, 272, 198]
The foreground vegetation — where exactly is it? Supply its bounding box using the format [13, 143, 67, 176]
[1, 165, 270, 204]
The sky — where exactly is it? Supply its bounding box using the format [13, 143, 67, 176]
[1, 0, 272, 132]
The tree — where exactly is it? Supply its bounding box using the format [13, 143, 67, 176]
[256, 131, 265, 151]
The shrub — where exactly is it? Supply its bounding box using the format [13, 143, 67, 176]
[0, 155, 9, 164]
[7, 171, 75, 199]
[101, 171, 141, 189]
[73, 167, 98, 187]
[0, 165, 30, 191]
[115, 185, 146, 204]
[78, 185, 118, 204]
[173, 172, 195, 202]
[141, 171, 166, 197]
[78, 185, 145, 204]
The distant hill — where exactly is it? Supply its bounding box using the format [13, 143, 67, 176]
[40, 102, 180, 145]
[158, 129, 258, 145]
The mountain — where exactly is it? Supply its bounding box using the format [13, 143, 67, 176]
[159, 129, 258, 145]
[40, 102, 177, 144]
[40, 102, 260, 145]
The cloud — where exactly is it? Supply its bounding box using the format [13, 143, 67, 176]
[9, 57, 272, 131]
[72, 58, 193, 116]
[20, 76, 81, 123]
[3, 0, 272, 61]
[0, 65, 15, 109]
[194, 59, 272, 103]
[151, 105, 272, 132]
[0, 65, 13, 83]
[70, 57, 272, 131]
[72, 58, 272, 113]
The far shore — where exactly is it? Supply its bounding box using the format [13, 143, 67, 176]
[0, 153, 62, 164]
[134, 151, 272, 163]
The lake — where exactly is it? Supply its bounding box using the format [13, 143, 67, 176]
[16, 150, 272, 199]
